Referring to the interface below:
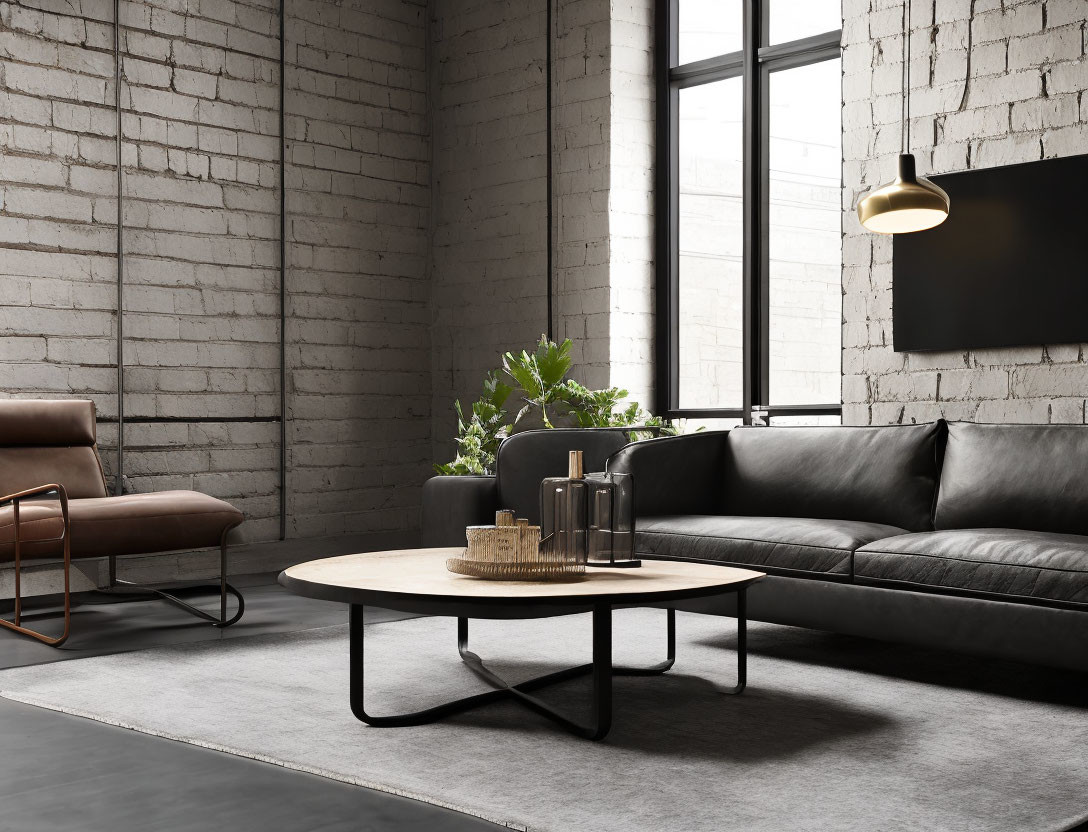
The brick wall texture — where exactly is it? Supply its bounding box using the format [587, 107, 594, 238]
[11, 0, 1083, 545]
[0, 0, 653, 546]
[429, 0, 549, 456]
[0, 0, 429, 543]
[843, 0, 1088, 426]
[429, 0, 655, 457]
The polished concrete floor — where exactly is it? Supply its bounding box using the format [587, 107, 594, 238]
[0, 575, 501, 832]
[3, 577, 1087, 832]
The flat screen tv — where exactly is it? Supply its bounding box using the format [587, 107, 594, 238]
[893, 152, 1088, 352]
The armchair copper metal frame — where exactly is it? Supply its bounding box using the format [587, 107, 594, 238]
[0, 483, 73, 647]
[0, 483, 244, 648]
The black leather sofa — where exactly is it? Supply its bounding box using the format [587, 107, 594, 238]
[423, 422, 1088, 672]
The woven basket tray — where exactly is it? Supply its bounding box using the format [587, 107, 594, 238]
[446, 555, 584, 582]
[447, 518, 585, 582]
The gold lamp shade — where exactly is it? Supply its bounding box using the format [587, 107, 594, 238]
[857, 154, 950, 234]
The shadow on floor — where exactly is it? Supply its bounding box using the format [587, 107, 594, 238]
[0, 573, 412, 670]
[692, 622, 1088, 708]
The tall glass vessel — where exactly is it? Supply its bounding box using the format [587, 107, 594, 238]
[539, 450, 590, 564]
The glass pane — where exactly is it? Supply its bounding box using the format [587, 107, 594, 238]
[677, 78, 744, 410]
[768, 0, 841, 45]
[769, 414, 842, 426]
[678, 0, 742, 65]
[767, 59, 842, 406]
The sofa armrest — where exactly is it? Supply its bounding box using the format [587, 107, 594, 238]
[421, 475, 499, 548]
[606, 431, 730, 517]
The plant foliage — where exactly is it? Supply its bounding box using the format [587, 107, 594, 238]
[435, 335, 694, 474]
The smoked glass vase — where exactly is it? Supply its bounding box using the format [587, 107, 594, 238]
[539, 450, 590, 565]
[585, 471, 641, 568]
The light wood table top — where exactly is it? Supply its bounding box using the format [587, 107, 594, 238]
[280, 548, 764, 618]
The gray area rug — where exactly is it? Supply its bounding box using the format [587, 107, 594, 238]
[2, 610, 1087, 832]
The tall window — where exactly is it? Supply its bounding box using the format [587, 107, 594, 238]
[656, 0, 842, 423]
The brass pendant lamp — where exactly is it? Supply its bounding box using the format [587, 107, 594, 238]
[857, 0, 950, 234]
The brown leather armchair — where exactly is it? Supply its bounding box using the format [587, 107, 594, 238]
[0, 400, 245, 646]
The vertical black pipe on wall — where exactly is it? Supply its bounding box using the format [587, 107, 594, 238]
[113, 0, 125, 496]
[278, 0, 287, 540]
[545, 0, 553, 340]
[106, 0, 290, 532]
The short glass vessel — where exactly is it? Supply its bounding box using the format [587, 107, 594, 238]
[585, 471, 641, 568]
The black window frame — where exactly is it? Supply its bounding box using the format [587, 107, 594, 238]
[654, 0, 843, 423]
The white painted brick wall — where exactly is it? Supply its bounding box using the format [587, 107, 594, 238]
[0, 0, 121, 459]
[430, 0, 656, 461]
[429, 0, 549, 459]
[0, 0, 430, 546]
[606, 0, 655, 409]
[843, 0, 1088, 426]
[1, 0, 658, 545]
[285, 0, 430, 539]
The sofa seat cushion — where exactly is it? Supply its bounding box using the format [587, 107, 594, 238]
[636, 515, 908, 576]
[855, 528, 1088, 608]
[0, 491, 244, 561]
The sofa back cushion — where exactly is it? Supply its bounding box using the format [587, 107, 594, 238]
[0, 399, 108, 500]
[607, 430, 730, 517]
[936, 422, 1088, 535]
[496, 428, 631, 525]
[723, 423, 943, 531]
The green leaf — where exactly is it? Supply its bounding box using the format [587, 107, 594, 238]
[533, 335, 573, 390]
[482, 372, 513, 409]
[502, 350, 542, 400]
[438, 334, 682, 474]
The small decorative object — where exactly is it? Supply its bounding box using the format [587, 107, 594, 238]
[539, 450, 591, 565]
[585, 472, 641, 568]
[446, 510, 584, 581]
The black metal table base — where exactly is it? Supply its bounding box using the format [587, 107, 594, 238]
[348, 589, 747, 741]
[97, 580, 245, 628]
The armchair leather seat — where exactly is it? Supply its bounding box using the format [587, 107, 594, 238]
[637, 515, 908, 577]
[855, 528, 1088, 608]
[0, 399, 247, 645]
[0, 491, 243, 561]
[0, 502, 66, 558]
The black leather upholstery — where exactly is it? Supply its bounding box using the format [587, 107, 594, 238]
[420, 475, 498, 548]
[636, 515, 907, 577]
[420, 419, 1088, 669]
[606, 431, 729, 516]
[937, 422, 1088, 535]
[723, 423, 943, 531]
[421, 428, 632, 545]
[496, 428, 631, 524]
[856, 528, 1088, 608]
[674, 574, 1088, 673]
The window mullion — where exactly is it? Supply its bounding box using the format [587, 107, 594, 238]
[741, 0, 761, 423]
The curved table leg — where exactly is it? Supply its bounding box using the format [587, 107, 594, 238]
[458, 607, 675, 678]
[455, 607, 612, 740]
[347, 595, 746, 740]
[349, 605, 509, 726]
[352, 605, 613, 740]
[613, 607, 676, 676]
[722, 588, 746, 695]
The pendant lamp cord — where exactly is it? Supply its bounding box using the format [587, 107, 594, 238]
[902, 0, 911, 155]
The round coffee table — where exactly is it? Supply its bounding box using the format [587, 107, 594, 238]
[279, 547, 764, 741]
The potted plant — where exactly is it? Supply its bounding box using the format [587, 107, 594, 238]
[435, 336, 684, 475]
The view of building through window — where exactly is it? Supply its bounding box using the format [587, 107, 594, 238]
[678, 0, 742, 64]
[768, 58, 842, 406]
[677, 79, 744, 410]
[667, 2, 842, 420]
